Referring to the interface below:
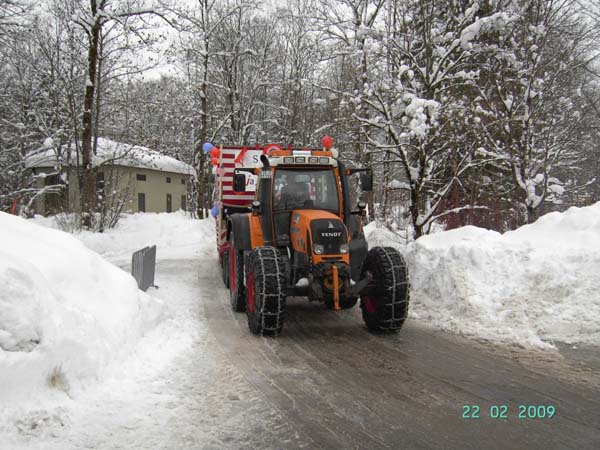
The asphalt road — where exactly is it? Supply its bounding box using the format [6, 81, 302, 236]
[199, 258, 600, 450]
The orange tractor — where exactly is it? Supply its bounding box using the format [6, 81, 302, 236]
[214, 138, 409, 336]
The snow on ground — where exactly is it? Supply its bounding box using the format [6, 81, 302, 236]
[3, 212, 309, 450]
[364, 221, 408, 247]
[367, 203, 600, 349]
[0, 213, 210, 438]
[0, 212, 166, 423]
[31, 211, 209, 264]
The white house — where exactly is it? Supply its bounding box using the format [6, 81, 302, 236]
[26, 138, 196, 215]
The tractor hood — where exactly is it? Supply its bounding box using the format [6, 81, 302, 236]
[290, 210, 348, 256]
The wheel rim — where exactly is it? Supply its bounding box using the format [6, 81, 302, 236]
[362, 295, 377, 314]
[247, 271, 255, 313]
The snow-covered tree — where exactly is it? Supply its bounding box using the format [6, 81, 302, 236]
[344, 0, 512, 237]
[169, 0, 259, 217]
[0, 1, 88, 214]
[474, 0, 600, 223]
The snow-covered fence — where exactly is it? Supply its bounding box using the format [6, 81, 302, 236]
[131, 245, 156, 291]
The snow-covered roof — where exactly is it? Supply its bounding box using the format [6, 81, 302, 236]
[387, 179, 410, 190]
[26, 137, 195, 176]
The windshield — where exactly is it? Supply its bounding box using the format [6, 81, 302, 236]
[273, 168, 339, 212]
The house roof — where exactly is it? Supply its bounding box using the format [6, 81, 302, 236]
[26, 137, 195, 176]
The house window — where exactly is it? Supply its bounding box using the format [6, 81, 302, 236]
[166, 194, 172, 213]
[181, 178, 185, 185]
[181, 195, 186, 211]
[166, 176, 171, 183]
[138, 193, 146, 212]
[44, 174, 60, 186]
[136, 174, 146, 181]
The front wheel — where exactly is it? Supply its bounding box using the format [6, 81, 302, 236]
[245, 247, 286, 336]
[360, 246, 409, 333]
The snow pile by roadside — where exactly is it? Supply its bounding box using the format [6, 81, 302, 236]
[0, 212, 165, 410]
[367, 203, 600, 348]
[364, 221, 409, 247]
[32, 211, 212, 263]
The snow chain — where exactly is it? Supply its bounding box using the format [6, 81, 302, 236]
[380, 247, 410, 329]
[256, 247, 285, 334]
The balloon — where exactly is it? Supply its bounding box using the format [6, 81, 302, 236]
[209, 147, 220, 158]
[202, 142, 213, 153]
[211, 156, 218, 166]
[211, 206, 219, 218]
[322, 135, 334, 149]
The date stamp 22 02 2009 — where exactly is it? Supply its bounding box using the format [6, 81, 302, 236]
[461, 404, 556, 420]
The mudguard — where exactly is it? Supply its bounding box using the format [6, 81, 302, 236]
[349, 238, 368, 281]
[228, 214, 252, 250]
[346, 214, 363, 240]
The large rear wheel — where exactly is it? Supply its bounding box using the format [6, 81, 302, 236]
[221, 250, 230, 288]
[360, 246, 409, 333]
[245, 247, 286, 336]
[229, 233, 245, 312]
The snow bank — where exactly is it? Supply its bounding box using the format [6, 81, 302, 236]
[0, 212, 165, 410]
[367, 204, 600, 348]
[364, 221, 408, 247]
[32, 210, 211, 263]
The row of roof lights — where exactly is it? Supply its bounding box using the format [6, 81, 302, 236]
[282, 156, 331, 164]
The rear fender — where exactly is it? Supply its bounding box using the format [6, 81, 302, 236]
[228, 214, 251, 250]
[349, 238, 368, 281]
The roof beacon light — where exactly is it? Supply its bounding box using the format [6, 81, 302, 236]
[293, 150, 311, 157]
[264, 143, 282, 155]
[322, 135, 334, 150]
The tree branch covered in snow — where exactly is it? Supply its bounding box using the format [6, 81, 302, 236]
[1, 0, 599, 233]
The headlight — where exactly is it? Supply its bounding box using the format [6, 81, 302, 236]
[313, 244, 324, 255]
[339, 243, 349, 254]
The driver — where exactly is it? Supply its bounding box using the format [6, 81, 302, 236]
[281, 181, 310, 207]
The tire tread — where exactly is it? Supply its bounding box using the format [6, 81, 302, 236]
[360, 246, 410, 333]
[246, 247, 286, 336]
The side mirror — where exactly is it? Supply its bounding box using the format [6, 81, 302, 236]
[233, 172, 246, 192]
[361, 171, 373, 192]
[357, 201, 367, 217]
[252, 200, 261, 216]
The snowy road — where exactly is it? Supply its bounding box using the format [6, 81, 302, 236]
[198, 257, 600, 450]
[6, 216, 600, 450]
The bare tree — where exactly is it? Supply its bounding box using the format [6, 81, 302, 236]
[171, 0, 258, 217]
[74, 0, 172, 227]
